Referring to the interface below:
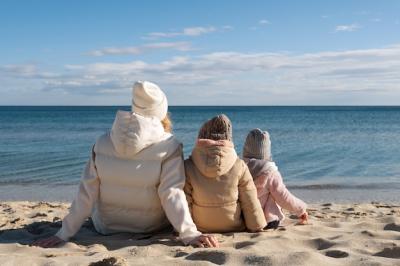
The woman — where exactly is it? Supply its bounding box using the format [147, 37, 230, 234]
[34, 81, 218, 248]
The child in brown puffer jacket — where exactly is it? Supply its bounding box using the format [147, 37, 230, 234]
[184, 114, 266, 233]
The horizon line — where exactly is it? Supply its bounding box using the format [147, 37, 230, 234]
[1, 105, 400, 107]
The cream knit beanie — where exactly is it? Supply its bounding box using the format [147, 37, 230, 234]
[243, 128, 272, 160]
[132, 81, 168, 121]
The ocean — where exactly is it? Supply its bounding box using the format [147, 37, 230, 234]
[0, 106, 399, 203]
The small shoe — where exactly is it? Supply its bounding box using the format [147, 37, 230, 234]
[264, 220, 280, 230]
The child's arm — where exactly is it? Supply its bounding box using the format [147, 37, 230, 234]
[33, 146, 100, 247]
[267, 171, 307, 217]
[238, 162, 267, 231]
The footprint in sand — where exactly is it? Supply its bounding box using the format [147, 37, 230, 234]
[310, 238, 336, 250]
[374, 246, 400, 259]
[185, 250, 227, 265]
[30, 213, 47, 219]
[324, 250, 349, 258]
[361, 230, 375, 237]
[384, 223, 400, 232]
[249, 232, 263, 238]
[244, 255, 273, 266]
[174, 251, 189, 257]
[235, 241, 256, 249]
[89, 257, 126, 266]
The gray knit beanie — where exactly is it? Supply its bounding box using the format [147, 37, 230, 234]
[198, 114, 232, 141]
[243, 128, 272, 160]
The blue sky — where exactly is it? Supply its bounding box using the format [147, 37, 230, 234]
[1, 0, 400, 105]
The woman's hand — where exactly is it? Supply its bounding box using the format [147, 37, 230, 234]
[190, 234, 219, 248]
[298, 212, 308, 225]
[31, 235, 64, 248]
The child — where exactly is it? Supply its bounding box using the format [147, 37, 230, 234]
[184, 115, 266, 233]
[243, 129, 308, 229]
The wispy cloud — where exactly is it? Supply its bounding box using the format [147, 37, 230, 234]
[86, 42, 192, 56]
[259, 19, 270, 25]
[0, 64, 59, 78]
[370, 18, 382, 23]
[143, 26, 218, 40]
[3, 44, 400, 104]
[335, 23, 361, 32]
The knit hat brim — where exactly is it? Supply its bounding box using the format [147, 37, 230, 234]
[132, 81, 168, 121]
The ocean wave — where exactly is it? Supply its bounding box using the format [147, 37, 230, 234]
[287, 182, 400, 190]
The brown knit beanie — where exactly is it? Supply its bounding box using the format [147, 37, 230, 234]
[198, 114, 232, 141]
[243, 128, 272, 160]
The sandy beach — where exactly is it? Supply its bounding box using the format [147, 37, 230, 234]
[0, 201, 399, 265]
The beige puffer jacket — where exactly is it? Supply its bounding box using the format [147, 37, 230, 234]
[184, 139, 266, 233]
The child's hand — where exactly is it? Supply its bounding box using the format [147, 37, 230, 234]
[31, 235, 64, 248]
[298, 212, 308, 225]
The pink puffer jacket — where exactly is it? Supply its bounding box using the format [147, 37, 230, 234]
[244, 158, 306, 223]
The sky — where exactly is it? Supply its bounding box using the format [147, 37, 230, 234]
[0, 0, 400, 105]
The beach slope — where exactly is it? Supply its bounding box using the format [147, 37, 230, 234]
[0, 201, 399, 265]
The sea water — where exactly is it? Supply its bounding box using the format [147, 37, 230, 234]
[0, 106, 399, 202]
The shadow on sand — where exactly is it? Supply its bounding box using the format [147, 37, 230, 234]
[0, 219, 181, 250]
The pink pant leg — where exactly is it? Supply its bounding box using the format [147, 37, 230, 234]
[264, 194, 285, 223]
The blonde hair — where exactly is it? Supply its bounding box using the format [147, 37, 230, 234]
[161, 113, 173, 133]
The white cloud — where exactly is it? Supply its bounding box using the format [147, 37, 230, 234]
[259, 19, 270, 25]
[221, 25, 234, 31]
[86, 42, 192, 56]
[335, 23, 361, 32]
[183, 26, 216, 36]
[2, 44, 400, 105]
[143, 26, 219, 39]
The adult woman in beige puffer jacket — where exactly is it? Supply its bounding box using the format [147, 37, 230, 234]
[184, 114, 266, 233]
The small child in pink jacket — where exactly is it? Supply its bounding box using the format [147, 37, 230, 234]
[243, 129, 308, 229]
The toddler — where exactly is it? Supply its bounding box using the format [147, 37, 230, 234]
[243, 129, 308, 229]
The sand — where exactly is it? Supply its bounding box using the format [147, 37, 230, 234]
[0, 201, 399, 266]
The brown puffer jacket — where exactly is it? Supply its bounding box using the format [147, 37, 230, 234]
[184, 139, 266, 233]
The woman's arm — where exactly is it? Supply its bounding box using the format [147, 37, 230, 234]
[158, 145, 203, 245]
[33, 146, 100, 247]
[238, 162, 267, 231]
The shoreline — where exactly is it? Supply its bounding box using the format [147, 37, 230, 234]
[1, 201, 399, 265]
[1, 184, 399, 204]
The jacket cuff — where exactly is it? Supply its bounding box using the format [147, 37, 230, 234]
[55, 228, 69, 241]
[179, 229, 202, 245]
[295, 203, 307, 217]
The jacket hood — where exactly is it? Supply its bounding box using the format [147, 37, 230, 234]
[191, 139, 237, 178]
[244, 158, 278, 179]
[110, 110, 168, 158]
